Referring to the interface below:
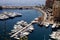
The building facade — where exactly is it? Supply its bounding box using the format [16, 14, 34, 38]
[53, 1, 60, 23]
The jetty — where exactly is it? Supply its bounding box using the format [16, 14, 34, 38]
[9, 20, 36, 39]
[0, 12, 22, 20]
[0, 6, 34, 9]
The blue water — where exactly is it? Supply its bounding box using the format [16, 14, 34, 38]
[0, 9, 52, 40]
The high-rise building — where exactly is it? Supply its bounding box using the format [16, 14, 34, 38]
[53, 1, 60, 22]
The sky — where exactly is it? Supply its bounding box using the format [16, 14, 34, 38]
[0, 0, 46, 6]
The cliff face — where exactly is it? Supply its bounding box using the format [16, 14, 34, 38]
[53, 1, 60, 22]
[45, 0, 55, 8]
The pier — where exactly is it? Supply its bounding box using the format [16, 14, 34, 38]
[0, 12, 22, 20]
[0, 6, 34, 9]
[10, 21, 35, 37]
[9, 20, 38, 39]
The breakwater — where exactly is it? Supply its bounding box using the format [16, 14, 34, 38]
[0, 6, 34, 9]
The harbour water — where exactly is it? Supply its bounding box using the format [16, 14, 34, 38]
[0, 9, 52, 40]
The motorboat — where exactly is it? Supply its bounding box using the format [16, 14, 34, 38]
[0, 14, 9, 20]
[52, 24, 56, 28]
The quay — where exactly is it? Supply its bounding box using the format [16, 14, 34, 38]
[33, 7, 54, 24]
[33, 7, 47, 21]
[33, 7, 60, 28]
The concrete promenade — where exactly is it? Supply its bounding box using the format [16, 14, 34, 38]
[33, 7, 47, 21]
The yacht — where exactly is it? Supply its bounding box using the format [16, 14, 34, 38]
[4, 12, 22, 18]
[10, 20, 34, 39]
[0, 14, 9, 20]
[44, 22, 49, 27]
[52, 24, 56, 28]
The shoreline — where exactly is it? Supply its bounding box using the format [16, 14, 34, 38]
[33, 7, 54, 24]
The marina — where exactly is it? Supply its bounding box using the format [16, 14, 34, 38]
[0, 12, 22, 20]
[0, 7, 59, 40]
[10, 20, 37, 38]
[9, 20, 34, 39]
[0, 14, 9, 20]
[0, 9, 52, 40]
[0, 0, 60, 40]
[50, 30, 60, 40]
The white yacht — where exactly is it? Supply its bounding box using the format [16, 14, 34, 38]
[0, 14, 9, 20]
[16, 20, 28, 27]
[34, 18, 38, 21]
[15, 12, 22, 16]
[10, 25, 23, 34]
[4, 12, 22, 18]
[29, 25, 34, 30]
[52, 24, 56, 28]
[16, 20, 24, 25]
[50, 32, 56, 39]
[43, 22, 50, 27]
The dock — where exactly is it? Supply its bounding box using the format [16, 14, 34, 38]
[0, 12, 22, 20]
[10, 21, 33, 37]
[10, 20, 36, 39]
[50, 30, 60, 40]
[0, 6, 34, 9]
